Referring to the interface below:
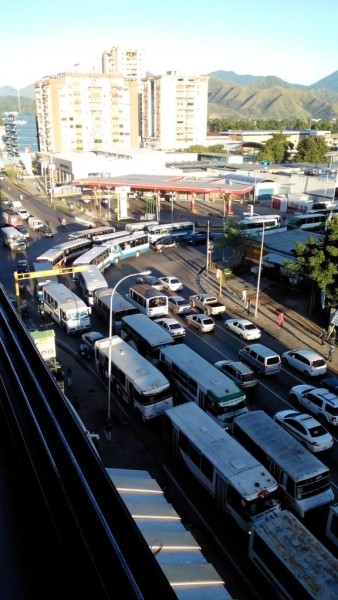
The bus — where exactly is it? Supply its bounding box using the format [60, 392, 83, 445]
[36, 238, 92, 268]
[94, 289, 138, 333]
[124, 220, 159, 233]
[163, 403, 281, 533]
[126, 284, 169, 318]
[91, 229, 135, 246]
[121, 314, 174, 363]
[42, 282, 91, 334]
[33, 261, 58, 302]
[159, 344, 248, 426]
[232, 410, 334, 518]
[95, 336, 173, 421]
[287, 212, 327, 231]
[94, 232, 150, 263]
[72, 245, 112, 280]
[68, 225, 116, 240]
[147, 222, 195, 243]
[249, 510, 338, 600]
[78, 265, 108, 306]
[238, 215, 281, 237]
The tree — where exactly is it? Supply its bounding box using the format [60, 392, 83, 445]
[257, 133, 290, 163]
[216, 216, 249, 260]
[294, 136, 330, 163]
[283, 217, 338, 307]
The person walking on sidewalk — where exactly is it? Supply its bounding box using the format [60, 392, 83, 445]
[241, 289, 247, 304]
[328, 342, 335, 362]
[246, 299, 252, 315]
[277, 311, 285, 328]
[319, 329, 328, 346]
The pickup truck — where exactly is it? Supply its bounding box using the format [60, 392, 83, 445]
[189, 293, 226, 316]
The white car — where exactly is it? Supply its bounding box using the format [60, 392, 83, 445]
[167, 295, 191, 314]
[224, 318, 261, 341]
[154, 317, 186, 340]
[273, 409, 333, 453]
[289, 385, 338, 427]
[16, 207, 30, 220]
[159, 276, 183, 292]
[185, 313, 215, 333]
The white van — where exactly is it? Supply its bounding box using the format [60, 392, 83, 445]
[238, 343, 281, 376]
[28, 216, 44, 230]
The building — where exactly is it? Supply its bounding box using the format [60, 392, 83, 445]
[102, 47, 145, 80]
[3, 113, 39, 156]
[141, 72, 209, 150]
[35, 72, 140, 153]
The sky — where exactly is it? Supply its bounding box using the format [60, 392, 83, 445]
[1, 0, 338, 89]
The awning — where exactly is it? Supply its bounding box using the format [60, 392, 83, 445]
[263, 252, 296, 266]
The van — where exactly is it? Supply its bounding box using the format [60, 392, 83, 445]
[238, 343, 281, 376]
[28, 216, 44, 230]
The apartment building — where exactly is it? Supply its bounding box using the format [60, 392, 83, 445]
[141, 72, 209, 150]
[35, 72, 139, 153]
[3, 113, 39, 156]
[102, 47, 145, 80]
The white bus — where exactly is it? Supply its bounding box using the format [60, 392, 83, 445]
[159, 344, 248, 426]
[124, 220, 159, 233]
[72, 245, 112, 280]
[33, 261, 58, 302]
[95, 336, 173, 421]
[36, 238, 92, 268]
[94, 232, 150, 263]
[147, 221, 195, 243]
[121, 314, 174, 363]
[238, 215, 281, 237]
[126, 284, 169, 318]
[68, 225, 116, 240]
[91, 229, 135, 246]
[94, 288, 138, 333]
[232, 410, 334, 518]
[163, 403, 281, 533]
[42, 282, 91, 334]
[78, 265, 108, 306]
[249, 510, 338, 600]
[287, 212, 327, 230]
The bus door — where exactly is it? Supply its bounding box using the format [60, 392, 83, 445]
[215, 474, 227, 510]
[198, 390, 206, 411]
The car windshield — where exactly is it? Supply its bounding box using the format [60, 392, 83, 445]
[245, 324, 257, 331]
[203, 318, 214, 325]
[176, 299, 187, 306]
[170, 324, 182, 331]
[313, 359, 326, 368]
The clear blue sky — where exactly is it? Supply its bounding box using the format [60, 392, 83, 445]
[1, 0, 338, 88]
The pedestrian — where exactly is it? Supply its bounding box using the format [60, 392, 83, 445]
[319, 329, 327, 346]
[241, 289, 247, 304]
[66, 367, 73, 388]
[246, 299, 252, 315]
[277, 311, 285, 328]
[328, 343, 335, 362]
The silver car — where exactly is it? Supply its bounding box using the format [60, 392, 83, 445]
[154, 317, 186, 340]
[185, 313, 215, 333]
[168, 295, 191, 314]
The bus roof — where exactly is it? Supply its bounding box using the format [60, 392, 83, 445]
[251, 510, 338, 599]
[122, 314, 174, 348]
[129, 284, 167, 299]
[79, 266, 108, 290]
[43, 282, 88, 309]
[160, 344, 242, 402]
[95, 336, 170, 394]
[233, 410, 329, 479]
[94, 289, 137, 312]
[73, 245, 110, 265]
[147, 221, 194, 231]
[165, 404, 278, 500]
[36, 247, 64, 262]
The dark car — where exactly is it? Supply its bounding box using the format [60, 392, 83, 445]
[152, 236, 178, 251]
[16, 226, 30, 239]
[188, 231, 214, 245]
[16, 259, 29, 273]
[320, 376, 338, 395]
[39, 224, 54, 237]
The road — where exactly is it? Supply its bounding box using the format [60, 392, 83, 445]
[1, 179, 338, 599]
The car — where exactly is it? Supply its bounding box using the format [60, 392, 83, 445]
[188, 231, 213, 245]
[39, 224, 54, 237]
[282, 349, 327, 378]
[214, 360, 259, 391]
[159, 276, 183, 292]
[224, 318, 261, 341]
[16, 207, 30, 220]
[81, 331, 105, 354]
[289, 384, 338, 427]
[136, 275, 164, 291]
[16, 259, 29, 273]
[320, 376, 338, 395]
[273, 409, 333, 453]
[154, 317, 186, 340]
[16, 226, 29, 239]
[153, 237, 178, 251]
[185, 313, 215, 333]
[167, 295, 191, 314]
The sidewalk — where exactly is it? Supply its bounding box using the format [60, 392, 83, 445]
[198, 265, 338, 374]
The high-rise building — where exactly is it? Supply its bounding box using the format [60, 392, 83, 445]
[35, 72, 139, 153]
[141, 72, 209, 150]
[3, 113, 39, 156]
[102, 47, 145, 80]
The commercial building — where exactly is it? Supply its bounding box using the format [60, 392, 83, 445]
[141, 71, 209, 150]
[35, 72, 139, 153]
[102, 47, 145, 80]
[3, 113, 39, 156]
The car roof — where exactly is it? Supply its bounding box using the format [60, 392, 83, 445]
[156, 317, 180, 325]
[286, 348, 323, 358]
[83, 331, 104, 341]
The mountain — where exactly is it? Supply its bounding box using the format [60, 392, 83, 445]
[310, 71, 338, 91]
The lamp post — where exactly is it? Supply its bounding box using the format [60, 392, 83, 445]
[254, 223, 265, 318]
[107, 270, 151, 426]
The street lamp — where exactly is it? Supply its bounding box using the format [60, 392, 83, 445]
[254, 223, 265, 318]
[107, 270, 151, 426]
